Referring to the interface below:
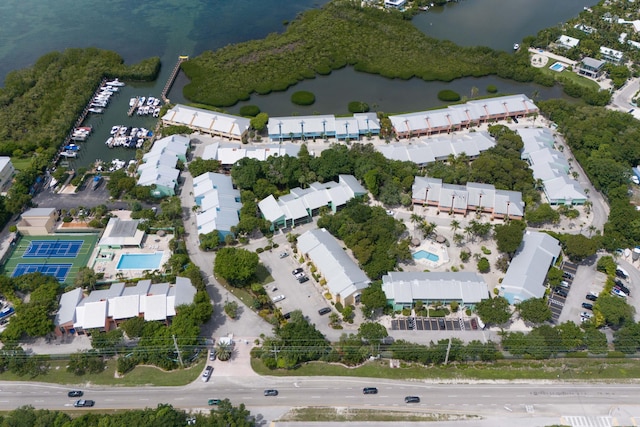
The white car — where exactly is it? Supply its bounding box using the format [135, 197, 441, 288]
[611, 288, 627, 298]
[580, 312, 593, 319]
[202, 365, 213, 382]
[272, 295, 286, 303]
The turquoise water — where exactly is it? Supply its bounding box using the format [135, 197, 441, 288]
[116, 252, 164, 270]
[413, 250, 439, 262]
[550, 63, 565, 72]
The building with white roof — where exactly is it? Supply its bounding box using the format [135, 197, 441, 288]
[500, 231, 561, 304]
[55, 278, 197, 335]
[98, 217, 146, 249]
[297, 228, 371, 305]
[412, 176, 524, 219]
[384, 0, 407, 9]
[258, 175, 367, 230]
[136, 134, 190, 197]
[377, 132, 495, 165]
[388, 95, 537, 138]
[162, 104, 250, 141]
[193, 172, 241, 240]
[0, 157, 14, 192]
[517, 128, 586, 205]
[600, 46, 624, 64]
[557, 35, 580, 49]
[202, 142, 301, 168]
[382, 272, 489, 311]
[267, 113, 380, 142]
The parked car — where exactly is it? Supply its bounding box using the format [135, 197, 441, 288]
[202, 365, 213, 382]
[404, 396, 420, 403]
[318, 307, 331, 315]
[283, 312, 292, 320]
[616, 267, 629, 279]
[264, 389, 279, 396]
[292, 268, 303, 276]
[612, 288, 627, 298]
[585, 294, 598, 301]
[272, 295, 286, 303]
[298, 276, 309, 283]
[554, 288, 568, 298]
[580, 312, 594, 319]
[68, 390, 83, 398]
[363, 387, 378, 394]
[470, 318, 478, 330]
[279, 252, 289, 258]
[615, 283, 631, 296]
[294, 272, 306, 279]
[582, 303, 593, 310]
[208, 398, 222, 405]
[209, 349, 216, 361]
[562, 271, 574, 279]
[559, 281, 570, 288]
[73, 400, 95, 407]
[438, 318, 446, 330]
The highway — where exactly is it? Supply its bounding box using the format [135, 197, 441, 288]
[4, 378, 640, 426]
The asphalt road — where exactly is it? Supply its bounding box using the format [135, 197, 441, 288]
[6, 378, 640, 426]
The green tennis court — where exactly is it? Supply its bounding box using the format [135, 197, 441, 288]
[2, 234, 98, 285]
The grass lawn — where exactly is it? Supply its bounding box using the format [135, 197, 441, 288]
[539, 67, 600, 90]
[279, 407, 480, 422]
[252, 357, 640, 381]
[0, 358, 205, 387]
[10, 157, 32, 171]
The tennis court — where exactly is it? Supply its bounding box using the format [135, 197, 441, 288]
[11, 264, 72, 281]
[2, 234, 98, 284]
[23, 240, 84, 258]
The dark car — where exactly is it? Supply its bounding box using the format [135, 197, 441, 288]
[615, 283, 631, 296]
[264, 389, 279, 396]
[363, 387, 378, 394]
[554, 288, 568, 298]
[470, 318, 478, 330]
[68, 390, 83, 398]
[582, 302, 593, 310]
[292, 268, 303, 276]
[283, 312, 292, 320]
[298, 276, 309, 283]
[438, 318, 446, 330]
[562, 271, 574, 279]
[73, 400, 95, 407]
[585, 294, 598, 301]
[404, 396, 420, 403]
[616, 269, 628, 279]
[318, 307, 331, 315]
[208, 398, 222, 406]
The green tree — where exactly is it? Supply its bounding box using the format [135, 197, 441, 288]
[595, 294, 635, 328]
[546, 267, 563, 288]
[216, 342, 233, 361]
[564, 234, 598, 262]
[214, 248, 260, 287]
[516, 298, 552, 324]
[596, 256, 617, 276]
[224, 301, 239, 319]
[475, 296, 511, 326]
[494, 220, 525, 257]
[358, 322, 388, 341]
[67, 350, 105, 376]
[188, 158, 221, 176]
[74, 267, 97, 290]
[477, 257, 490, 273]
[360, 282, 388, 313]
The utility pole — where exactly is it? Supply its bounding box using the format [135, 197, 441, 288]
[172, 334, 184, 368]
[444, 337, 452, 365]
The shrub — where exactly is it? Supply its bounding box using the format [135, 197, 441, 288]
[487, 85, 498, 93]
[481, 246, 491, 255]
[437, 90, 461, 102]
[239, 105, 260, 117]
[335, 302, 344, 313]
[8, 225, 17, 233]
[256, 247, 264, 254]
[348, 101, 370, 113]
[477, 257, 490, 273]
[607, 351, 626, 359]
[450, 301, 459, 312]
[264, 245, 272, 251]
[291, 91, 316, 106]
[324, 292, 332, 300]
[402, 308, 411, 316]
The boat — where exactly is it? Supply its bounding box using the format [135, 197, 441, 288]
[59, 151, 77, 158]
[513, 43, 520, 51]
[129, 97, 138, 107]
[91, 175, 102, 190]
[64, 144, 80, 151]
[153, 107, 160, 118]
[105, 78, 125, 87]
[71, 135, 87, 142]
[88, 107, 103, 113]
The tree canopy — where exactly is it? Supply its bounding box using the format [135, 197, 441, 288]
[214, 248, 260, 287]
[516, 297, 552, 324]
[475, 296, 511, 326]
[493, 220, 525, 256]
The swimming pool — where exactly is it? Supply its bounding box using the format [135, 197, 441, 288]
[413, 250, 439, 262]
[116, 252, 164, 270]
[549, 62, 565, 72]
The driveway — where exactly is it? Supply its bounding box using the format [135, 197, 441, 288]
[32, 179, 129, 211]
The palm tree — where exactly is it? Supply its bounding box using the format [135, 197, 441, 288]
[216, 342, 233, 362]
[450, 219, 460, 234]
[410, 213, 422, 238]
[583, 200, 592, 215]
[453, 233, 465, 246]
[587, 225, 597, 237]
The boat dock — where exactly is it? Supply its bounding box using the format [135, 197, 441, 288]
[127, 97, 140, 117]
[161, 55, 189, 104]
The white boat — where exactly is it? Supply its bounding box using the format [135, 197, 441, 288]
[105, 86, 118, 92]
[153, 107, 160, 118]
[513, 43, 520, 51]
[147, 97, 155, 106]
[105, 137, 114, 147]
[110, 126, 120, 135]
[88, 107, 103, 113]
[139, 96, 146, 106]
[129, 97, 138, 107]
[153, 98, 161, 107]
[59, 151, 77, 158]
[106, 78, 125, 87]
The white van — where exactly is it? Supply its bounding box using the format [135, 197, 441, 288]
[476, 317, 486, 330]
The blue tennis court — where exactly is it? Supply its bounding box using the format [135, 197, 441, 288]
[11, 263, 72, 282]
[22, 240, 84, 258]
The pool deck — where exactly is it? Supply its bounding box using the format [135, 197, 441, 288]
[412, 241, 449, 268]
[90, 233, 172, 281]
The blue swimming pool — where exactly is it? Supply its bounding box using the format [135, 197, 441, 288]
[117, 252, 164, 270]
[549, 62, 565, 72]
[413, 250, 439, 262]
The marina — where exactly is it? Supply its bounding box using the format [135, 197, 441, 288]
[105, 126, 152, 149]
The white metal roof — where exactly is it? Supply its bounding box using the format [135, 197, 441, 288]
[382, 272, 489, 305]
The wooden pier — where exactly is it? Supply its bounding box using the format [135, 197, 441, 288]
[161, 55, 189, 104]
[127, 97, 139, 117]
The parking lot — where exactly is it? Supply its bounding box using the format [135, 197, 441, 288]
[391, 317, 477, 331]
[548, 261, 578, 323]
